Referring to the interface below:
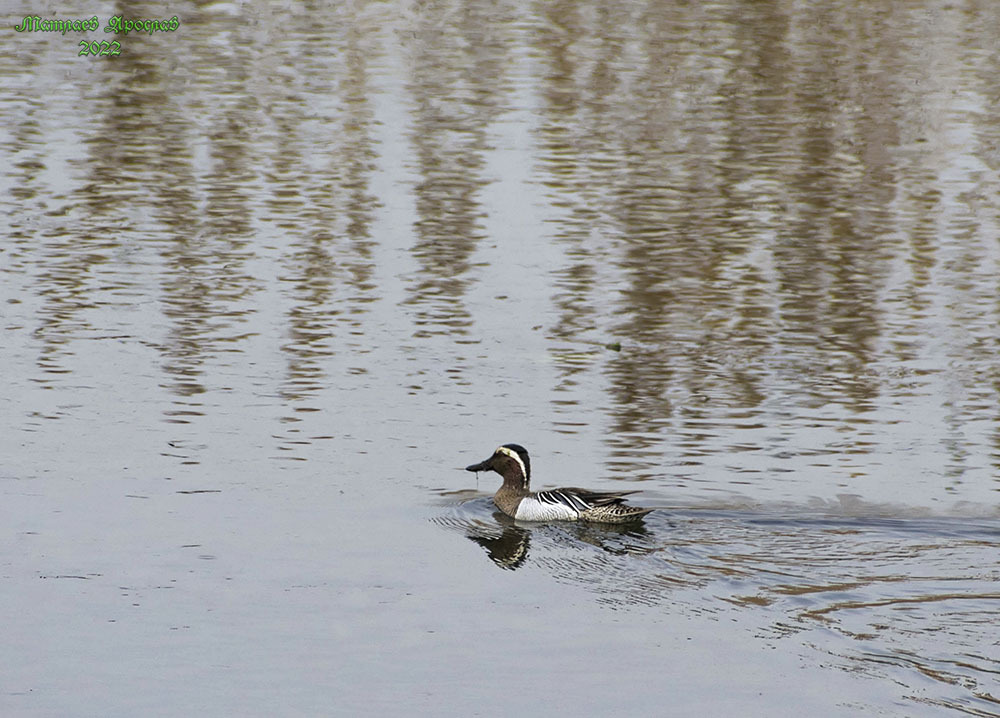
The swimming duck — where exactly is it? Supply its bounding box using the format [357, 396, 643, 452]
[465, 444, 653, 523]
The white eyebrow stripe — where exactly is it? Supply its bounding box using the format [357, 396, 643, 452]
[496, 446, 527, 479]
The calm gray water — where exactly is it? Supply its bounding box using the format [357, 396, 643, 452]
[2, 0, 999, 715]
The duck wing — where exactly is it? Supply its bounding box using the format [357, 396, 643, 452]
[535, 487, 640, 512]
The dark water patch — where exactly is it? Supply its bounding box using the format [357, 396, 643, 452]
[40, 575, 94, 580]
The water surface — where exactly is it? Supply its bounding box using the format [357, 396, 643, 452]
[2, 0, 999, 715]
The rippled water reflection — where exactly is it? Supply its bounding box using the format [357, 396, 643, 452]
[3, 0, 999, 715]
[439, 498, 1000, 713]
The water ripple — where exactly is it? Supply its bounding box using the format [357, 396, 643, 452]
[436, 498, 1000, 712]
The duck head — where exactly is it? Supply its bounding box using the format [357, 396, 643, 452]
[465, 444, 531, 488]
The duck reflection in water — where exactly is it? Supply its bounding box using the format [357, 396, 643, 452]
[456, 505, 656, 571]
[466, 513, 532, 570]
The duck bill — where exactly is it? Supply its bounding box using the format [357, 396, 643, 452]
[465, 458, 492, 472]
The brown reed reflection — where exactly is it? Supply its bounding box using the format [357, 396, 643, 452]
[528, 0, 1000, 480]
[401, 0, 518, 338]
[271, 13, 381, 419]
